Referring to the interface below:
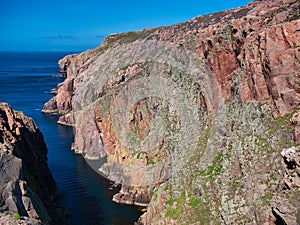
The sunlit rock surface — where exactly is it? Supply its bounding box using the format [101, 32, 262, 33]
[0, 103, 66, 225]
[43, 0, 300, 223]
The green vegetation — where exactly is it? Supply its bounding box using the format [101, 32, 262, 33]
[13, 213, 20, 220]
[261, 189, 275, 205]
[266, 111, 293, 136]
[136, 152, 142, 159]
[269, 173, 277, 181]
[165, 121, 171, 130]
[188, 198, 202, 208]
[286, 13, 300, 22]
[155, 100, 299, 224]
[199, 154, 223, 177]
[232, 181, 245, 191]
[96, 28, 158, 56]
[165, 192, 186, 220]
[197, 126, 211, 152]
[194, 204, 214, 224]
[152, 187, 159, 202]
[107, 29, 156, 44]
[146, 156, 156, 165]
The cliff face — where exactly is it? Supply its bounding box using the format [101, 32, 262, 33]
[0, 103, 65, 224]
[43, 0, 300, 224]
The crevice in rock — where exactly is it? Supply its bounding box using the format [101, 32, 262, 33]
[199, 92, 208, 113]
[272, 208, 288, 225]
[284, 157, 296, 170]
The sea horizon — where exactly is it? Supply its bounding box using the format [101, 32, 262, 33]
[0, 51, 142, 225]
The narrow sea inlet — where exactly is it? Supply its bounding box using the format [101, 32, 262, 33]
[0, 51, 142, 225]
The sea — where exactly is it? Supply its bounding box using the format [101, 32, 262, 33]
[0, 51, 142, 225]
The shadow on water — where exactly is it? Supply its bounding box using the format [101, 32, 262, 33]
[0, 51, 142, 225]
[42, 111, 143, 225]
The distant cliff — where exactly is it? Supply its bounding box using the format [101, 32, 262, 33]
[0, 102, 66, 224]
[43, 0, 300, 224]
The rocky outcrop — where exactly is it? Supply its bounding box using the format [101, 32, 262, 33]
[43, 0, 300, 223]
[42, 52, 94, 126]
[0, 102, 66, 224]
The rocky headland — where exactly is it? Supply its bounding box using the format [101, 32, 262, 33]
[0, 102, 66, 225]
[43, 0, 300, 224]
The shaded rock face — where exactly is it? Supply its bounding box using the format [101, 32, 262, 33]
[43, 0, 300, 223]
[0, 103, 65, 224]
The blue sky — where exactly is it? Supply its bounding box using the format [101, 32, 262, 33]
[0, 0, 251, 51]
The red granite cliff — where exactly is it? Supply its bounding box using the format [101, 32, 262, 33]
[0, 103, 66, 224]
[43, 0, 300, 224]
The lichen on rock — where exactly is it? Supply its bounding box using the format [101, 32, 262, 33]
[43, 0, 300, 223]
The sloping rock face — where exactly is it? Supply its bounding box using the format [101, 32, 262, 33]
[0, 103, 65, 224]
[43, 0, 300, 223]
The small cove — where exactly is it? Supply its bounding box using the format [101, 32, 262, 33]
[0, 51, 142, 225]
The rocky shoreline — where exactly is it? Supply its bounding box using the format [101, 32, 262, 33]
[42, 0, 300, 224]
[0, 102, 67, 225]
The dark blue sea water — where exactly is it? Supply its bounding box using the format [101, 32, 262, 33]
[0, 51, 142, 225]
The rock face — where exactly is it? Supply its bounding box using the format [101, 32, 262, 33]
[43, 0, 300, 223]
[0, 102, 65, 224]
